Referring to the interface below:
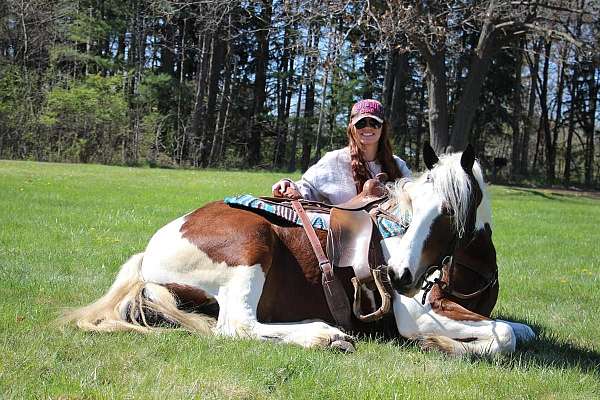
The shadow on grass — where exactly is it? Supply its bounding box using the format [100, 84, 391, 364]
[480, 316, 600, 374]
[509, 187, 598, 203]
[364, 315, 600, 374]
[509, 188, 562, 201]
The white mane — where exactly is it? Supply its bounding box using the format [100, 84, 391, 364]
[384, 178, 414, 227]
[386, 153, 492, 237]
[430, 152, 490, 237]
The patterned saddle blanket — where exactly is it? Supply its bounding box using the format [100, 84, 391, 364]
[224, 194, 408, 239]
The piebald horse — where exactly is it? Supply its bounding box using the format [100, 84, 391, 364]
[389, 144, 535, 354]
[62, 145, 534, 355]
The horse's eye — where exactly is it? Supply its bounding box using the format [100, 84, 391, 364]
[426, 173, 433, 183]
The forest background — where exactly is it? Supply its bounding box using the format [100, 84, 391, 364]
[1, 0, 598, 186]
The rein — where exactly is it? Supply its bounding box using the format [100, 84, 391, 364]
[420, 235, 498, 305]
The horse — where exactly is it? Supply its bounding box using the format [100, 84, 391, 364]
[388, 144, 535, 354]
[61, 144, 534, 355]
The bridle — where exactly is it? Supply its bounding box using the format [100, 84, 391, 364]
[418, 172, 497, 305]
[419, 238, 498, 305]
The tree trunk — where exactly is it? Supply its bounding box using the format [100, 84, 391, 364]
[288, 41, 305, 173]
[209, 20, 234, 167]
[217, 61, 236, 166]
[314, 33, 333, 162]
[583, 65, 597, 186]
[415, 82, 426, 170]
[199, 33, 226, 166]
[273, 22, 291, 168]
[511, 41, 524, 176]
[390, 52, 409, 156]
[301, 25, 318, 172]
[564, 2, 585, 185]
[362, 35, 375, 99]
[382, 49, 398, 118]
[247, 0, 272, 167]
[564, 71, 577, 184]
[538, 40, 554, 182]
[450, 10, 499, 152]
[548, 44, 567, 183]
[426, 50, 449, 154]
[188, 33, 209, 164]
[302, 75, 315, 171]
[521, 39, 542, 175]
[159, 22, 176, 77]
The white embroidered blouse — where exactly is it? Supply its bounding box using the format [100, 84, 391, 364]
[291, 147, 411, 204]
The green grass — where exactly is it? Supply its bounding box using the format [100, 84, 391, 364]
[1, 160, 599, 399]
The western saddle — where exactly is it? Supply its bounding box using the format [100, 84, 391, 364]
[265, 174, 397, 331]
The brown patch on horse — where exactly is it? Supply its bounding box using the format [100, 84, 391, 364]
[420, 215, 456, 270]
[180, 201, 276, 272]
[164, 283, 215, 306]
[257, 225, 334, 323]
[444, 223, 499, 316]
[164, 283, 219, 317]
[179, 201, 340, 325]
[428, 224, 498, 322]
[429, 296, 489, 322]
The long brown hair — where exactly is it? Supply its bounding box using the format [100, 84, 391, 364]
[347, 120, 403, 193]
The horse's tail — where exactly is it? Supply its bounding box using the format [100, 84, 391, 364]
[59, 253, 215, 335]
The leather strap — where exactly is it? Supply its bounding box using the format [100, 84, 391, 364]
[291, 200, 332, 279]
[290, 200, 352, 330]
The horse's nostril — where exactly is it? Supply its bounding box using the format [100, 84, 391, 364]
[389, 268, 413, 292]
[398, 268, 412, 287]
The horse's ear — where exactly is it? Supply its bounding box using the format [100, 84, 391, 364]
[460, 144, 475, 172]
[423, 142, 439, 170]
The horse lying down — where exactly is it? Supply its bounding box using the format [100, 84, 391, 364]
[62, 144, 535, 355]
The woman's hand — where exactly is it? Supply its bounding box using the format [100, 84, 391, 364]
[272, 179, 303, 199]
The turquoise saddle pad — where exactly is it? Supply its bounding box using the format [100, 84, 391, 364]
[224, 194, 407, 239]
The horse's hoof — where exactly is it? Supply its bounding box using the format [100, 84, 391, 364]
[514, 324, 536, 343]
[500, 321, 536, 344]
[332, 333, 356, 344]
[330, 340, 356, 353]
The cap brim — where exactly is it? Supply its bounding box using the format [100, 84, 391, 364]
[351, 114, 384, 126]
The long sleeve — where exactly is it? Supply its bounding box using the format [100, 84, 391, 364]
[394, 156, 412, 178]
[293, 149, 357, 204]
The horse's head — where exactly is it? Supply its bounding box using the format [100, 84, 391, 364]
[385, 143, 491, 297]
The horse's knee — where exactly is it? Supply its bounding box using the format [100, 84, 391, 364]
[494, 321, 517, 353]
[396, 325, 420, 339]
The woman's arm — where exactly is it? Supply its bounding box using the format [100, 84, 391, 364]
[271, 152, 339, 202]
[394, 156, 412, 178]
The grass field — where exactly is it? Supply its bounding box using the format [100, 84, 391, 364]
[1, 160, 599, 399]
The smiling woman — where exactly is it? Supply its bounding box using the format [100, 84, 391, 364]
[272, 99, 411, 204]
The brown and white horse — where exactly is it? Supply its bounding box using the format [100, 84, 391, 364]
[62, 145, 534, 355]
[388, 144, 535, 354]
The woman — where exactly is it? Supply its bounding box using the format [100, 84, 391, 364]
[272, 99, 411, 204]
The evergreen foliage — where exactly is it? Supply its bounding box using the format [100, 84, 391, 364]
[0, 0, 598, 185]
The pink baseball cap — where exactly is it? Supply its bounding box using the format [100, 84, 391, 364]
[350, 99, 384, 126]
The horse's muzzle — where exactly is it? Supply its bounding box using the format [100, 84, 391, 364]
[388, 267, 414, 295]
